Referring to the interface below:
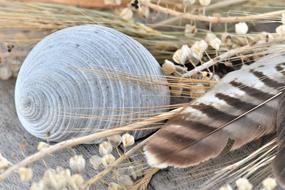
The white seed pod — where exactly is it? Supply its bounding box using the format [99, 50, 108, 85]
[235, 22, 249, 35]
[199, 0, 211, 6]
[108, 182, 124, 190]
[102, 154, 116, 167]
[99, 141, 113, 156]
[69, 155, 86, 173]
[121, 133, 135, 147]
[185, 24, 197, 38]
[15, 25, 170, 143]
[173, 49, 182, 64]
[0, 65, 12, 80]
[276, 25, 285, 35]
[162, 60, 176, 75]
[69, 174, 84, 190]
[0, 153, 11, 172]
[117, 175, 133, 186]
[18, 167, 33, 182]
[219, 184, 233, 190]
[205, 33, 222, 50]
[120, 8, 133, 20]
[191, 40, 208, 60]
[30, 181, 45, 190]
[89, 155, 102, 170]
[42, 169, 65, 189]
[37, 141, 49, 151]
[235, 178, 253, 190]
[262, 177, 277, 190]
[173, 45, 192, 65]
[107, 135, 122, 146]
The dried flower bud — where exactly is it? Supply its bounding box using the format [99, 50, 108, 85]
[18, 167, 33, 182]
[0, 153, 11, 172]
[0, 65, 12, 80]
[69, 155, 86, 173]
[120, 8, 133, 20]
[173, 45, 192, 65]
[37, 141, 49, 151]
[69, 174, 84, 189]
[121, 133, 135, 147]
[43, 169, 65, 189]
[185, 24, 197, 38]
[235, 22, 249, 35]
[162, 60, 176, 75]
[235, 178, 253, 190]
[191, 40, 208, 60]
[276, 25, 285, 35]
[172, 49, 182, 63]
[108, 182, 124, 190]
[117, 175, 133, 186]
[205, 33, 222, 50]
[219, 184, 233, 190]
[104, 0, 122, 5]
[262, 177, 277, 190]
[102, 154, 116, 167]
[199, 0, 211, 6]
[89, 155, 102, 170]
[99, 141, 113, 156]
[30, 181, 45, 190]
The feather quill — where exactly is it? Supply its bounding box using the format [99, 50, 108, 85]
[144, 53, 285, 170]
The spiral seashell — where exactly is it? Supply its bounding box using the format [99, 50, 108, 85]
[15, 25, 170, 143]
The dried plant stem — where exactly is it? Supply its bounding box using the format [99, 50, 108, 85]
[182, 38, 285, 78]
[0, 108, 182, 182]
[182, 45, 253, 78]
[143, 2, 285, 23]
[82, 138, 150, 190]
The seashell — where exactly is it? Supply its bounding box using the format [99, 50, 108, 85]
[15, 25, 170, 143]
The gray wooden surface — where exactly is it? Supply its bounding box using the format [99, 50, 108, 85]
[0, 79, 279, 190]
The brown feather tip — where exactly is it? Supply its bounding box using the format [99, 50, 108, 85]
[144, 148, 169, 169]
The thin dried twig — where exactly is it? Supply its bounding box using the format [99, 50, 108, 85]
[0, 108, 182, 182]
[82, 138, 150, 189]
[143, 2, 285, 24]
[182, 38, 285, 78]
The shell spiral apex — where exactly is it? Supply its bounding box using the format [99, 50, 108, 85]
[15, 25, 170, 143]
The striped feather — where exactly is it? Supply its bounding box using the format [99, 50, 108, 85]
[144, 53, 285, 169]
